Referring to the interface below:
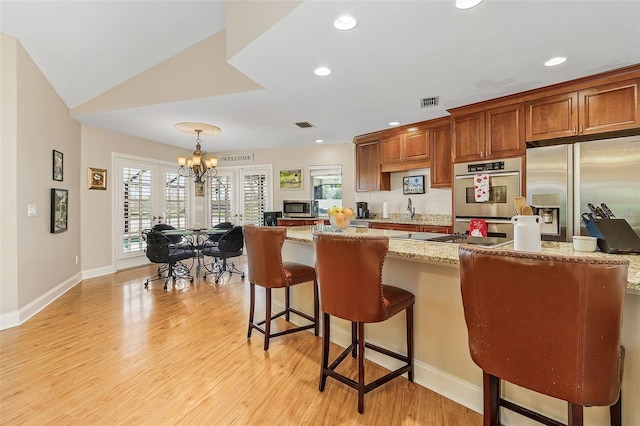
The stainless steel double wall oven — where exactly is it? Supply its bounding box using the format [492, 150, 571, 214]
[453, 157, 523, 240]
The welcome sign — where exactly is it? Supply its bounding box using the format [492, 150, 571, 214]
[218, 153, 254, 164]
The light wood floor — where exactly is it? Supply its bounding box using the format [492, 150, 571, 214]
[0, 256, 481, 425]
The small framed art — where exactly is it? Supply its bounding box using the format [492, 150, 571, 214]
[403, 175, 425, 195]
[53, 150, 63, 181]
[88, 167, 107, 190]
[51, 188, 68, 234]
[280, 168, 303, 190]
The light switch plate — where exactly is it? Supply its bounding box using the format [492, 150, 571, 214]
[28, 204, 37, 216]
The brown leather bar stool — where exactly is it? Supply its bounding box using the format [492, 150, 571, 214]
[243, 225, 319, 351]
[458, 246, 628, 426]
[313, 233, 414, 414]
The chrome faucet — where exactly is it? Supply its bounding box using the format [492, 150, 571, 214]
[407, 197, 415, 219]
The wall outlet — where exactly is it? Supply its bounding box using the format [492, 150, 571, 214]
[28, 204, 37, 216]
[75, 255, 79, 265]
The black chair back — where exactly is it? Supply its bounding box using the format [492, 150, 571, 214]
[153, 223, 182, 244]
[218, 226, 244, 256]
[143, 229, 171, 263]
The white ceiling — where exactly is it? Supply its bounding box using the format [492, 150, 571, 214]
[2, 0, 640, 154]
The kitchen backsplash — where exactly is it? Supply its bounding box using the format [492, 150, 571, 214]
[354, 168, 452, 217]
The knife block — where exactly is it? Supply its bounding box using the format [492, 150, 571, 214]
[585, 218, 640, 254]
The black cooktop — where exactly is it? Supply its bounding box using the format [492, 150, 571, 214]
[390, 232, 512, 248]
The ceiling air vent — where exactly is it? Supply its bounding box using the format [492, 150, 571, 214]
[295, 121, 315, 128]
[420, 97, 439, 108]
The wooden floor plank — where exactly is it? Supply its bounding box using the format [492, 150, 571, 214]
[0, 256, 481, 425]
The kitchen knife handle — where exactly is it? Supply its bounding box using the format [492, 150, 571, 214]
[601, 203, 615, 218]
[587, 203, 600, 218]
[595, 206, 608, 219]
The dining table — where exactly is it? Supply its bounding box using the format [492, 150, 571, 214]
[160, 228, 228, 278]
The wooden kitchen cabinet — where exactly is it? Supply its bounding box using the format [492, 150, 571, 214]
[380, 128, 430, 172]
[419, 225, 452, 234]
[355, 137, 390, 192]
[525, 78, 640, 141]
[429, 121, 452, 188]
[369, 222, 420, 232]
[453, 103, 525, 162]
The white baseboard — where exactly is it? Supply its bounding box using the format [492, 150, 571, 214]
[0, 272, 82, 330]
[82, 265, 115, 280]
[277, 301, 484, 415]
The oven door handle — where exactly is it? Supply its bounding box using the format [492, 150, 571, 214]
[455, 171, 520, 179]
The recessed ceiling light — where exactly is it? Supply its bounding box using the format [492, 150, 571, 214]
[314, 67, 332, 76]
[455, 0, 483, 10]
[334, 15, 357, 31]
[316, 139, 324, 143]
[389, 121, 400, 126]
[544, 56, 567, 67]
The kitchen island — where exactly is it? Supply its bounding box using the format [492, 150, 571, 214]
[280, 226, 639, 426]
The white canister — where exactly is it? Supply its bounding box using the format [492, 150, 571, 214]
[382, 201, 389, 219]
[511, 215, 542, 252]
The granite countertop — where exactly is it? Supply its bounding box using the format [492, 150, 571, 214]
[285, 226, 640, 294]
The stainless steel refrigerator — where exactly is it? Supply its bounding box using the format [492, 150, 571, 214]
[526, 135, 640, 241]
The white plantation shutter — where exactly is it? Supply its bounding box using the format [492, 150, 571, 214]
[122, 167, 152, 253]
[242, 170, 268, 225]
[164, 171, 188, 229]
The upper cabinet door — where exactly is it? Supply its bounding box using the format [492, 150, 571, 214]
[485, 103, 526, 159]
[403, 130, 430, 162]
[355, 139, 390, 192]
[430, 123, 452, 188]
[579, 78, 640, 135]
[380, 134, 403, 164]
[453, 112, 485, 162]
[526, 92, 578, 141]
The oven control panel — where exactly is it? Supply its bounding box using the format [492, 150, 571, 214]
[467, 161, 505, 172]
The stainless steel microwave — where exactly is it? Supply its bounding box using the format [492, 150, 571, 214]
[283, 200, 318, 218]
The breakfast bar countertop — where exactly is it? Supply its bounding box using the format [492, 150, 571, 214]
[285, 226, 640, 294]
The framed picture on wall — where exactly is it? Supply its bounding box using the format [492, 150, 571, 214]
[50, 188, 68, 234]
[88, 167, 107, 190]
[403, 175, 425, 195]
[53, 150, 63, 181]
[280, 168, 303, 190]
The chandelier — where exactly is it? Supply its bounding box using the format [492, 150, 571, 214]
[176, 122, 221, 185]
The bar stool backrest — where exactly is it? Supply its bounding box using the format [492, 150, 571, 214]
[314, 233, 389, 323]
[243, 225, 288, 289]
[458, 246, 628, 406]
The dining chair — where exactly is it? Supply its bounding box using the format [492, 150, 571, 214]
[142, 229, 196, 290]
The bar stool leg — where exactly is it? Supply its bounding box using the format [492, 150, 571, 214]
[319, 313, 330, 391]
[357, 322, 366, 414]
[610, 390, 622, 426]
[407, 305, 414, 382]
[285, 286, 291, 321]
[313, 280, 319, 336]
[351, 322, 358, 358]
[483, 372, 500, 426]
[264, 288, 272, 351]
[247, 283, 256, 338]
[568, 403, 584, 426]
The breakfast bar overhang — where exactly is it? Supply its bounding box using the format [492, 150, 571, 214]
[279, 227, 640, 426]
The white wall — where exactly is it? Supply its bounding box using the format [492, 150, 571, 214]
[1, 34, 82, 325]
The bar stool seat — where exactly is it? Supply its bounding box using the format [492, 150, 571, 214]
[313, 233, 414, 414]
[243, 225, 319, 351]
[458, 246, 628, 426]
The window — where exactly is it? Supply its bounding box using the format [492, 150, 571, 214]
[310, 165, 342, 215]
[210, 173, 233, 226]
